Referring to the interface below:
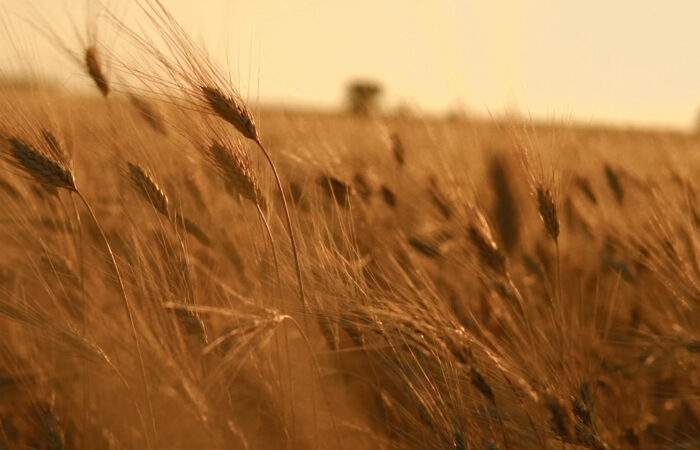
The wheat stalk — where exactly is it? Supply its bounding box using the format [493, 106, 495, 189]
[604, 163, 624, 205]
[127, 162, 169, 217]
[319, 174, 351, 207]
[129, 94, 167, 134]
[489, 153, 520, 252]
[390, 132, 405, 166]
[85, 46, 109, 97]
[208, 139, 264, 206]
[2, 129, 155, 444]
[7, 137, 75, 191]
[468, 225, 506, 276]
[112, 0, 310, 321]
[201, 87, 257, 142]
[380, 184, 397, 208]
[536, 186, 559, 243]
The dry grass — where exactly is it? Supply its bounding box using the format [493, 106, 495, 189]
[0, 2, 699, 450]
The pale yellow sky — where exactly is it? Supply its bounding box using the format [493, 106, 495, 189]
[2, 0, 699, 128]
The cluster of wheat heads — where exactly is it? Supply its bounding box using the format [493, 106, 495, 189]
[0, 1, 699, 449]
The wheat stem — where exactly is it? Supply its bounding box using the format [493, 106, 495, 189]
[73, 190, 156, 449]
[256, 203, 281, 290]
[254, 140, 308, 319]
[281, 315, 343, 450]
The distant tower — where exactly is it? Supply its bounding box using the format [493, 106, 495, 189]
[346, 80, 382, 115]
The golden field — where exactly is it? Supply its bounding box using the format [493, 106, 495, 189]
[0, 3, 699, 449]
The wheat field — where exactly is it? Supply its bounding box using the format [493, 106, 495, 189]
[0, 2, 699, 449]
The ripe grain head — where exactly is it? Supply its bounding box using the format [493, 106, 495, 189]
[5, 136, 75, 191]
[208, 138, 264, 206]
[537, 186, 560, 242]
[201, 86, 257, 142]
[126, 161, 169, 217]
[85, 46, 109, 97]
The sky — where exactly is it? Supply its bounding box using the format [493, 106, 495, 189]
[2, 0, 699, 129]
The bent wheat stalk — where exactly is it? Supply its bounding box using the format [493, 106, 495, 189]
[253, 139, 307, 310]
[73, 190, 157, 447]
[199, 103, 303, 310]
[204, 140, 281, 288]
[3, 135, 156, 448]
[113, 0, 308, 315]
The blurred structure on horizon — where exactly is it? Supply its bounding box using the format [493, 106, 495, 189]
[347, 80, 382, 115]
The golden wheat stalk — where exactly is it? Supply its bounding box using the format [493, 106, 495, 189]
[113, 0, 309, 316]
[129, 94, 167, 134]
[468, 225, 506, 276]
[488, 153, 520, 252]
[201, 87, 257, 142]
[536, 186, 559, 243]
[390, 132, 405, 166]
[127, 161, 169, 217]
[319, 174, 351, 207]
[2, 129, 155, 443]
[208, 139, 264, 206]
[85, 46, 109, 97]
[7, 137, 76, 191]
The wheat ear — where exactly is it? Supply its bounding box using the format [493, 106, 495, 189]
[85, 46, 109, 97]
[4, 135, 155, 445]
[204, 102, 306, 312]
[127, 162, 169, 217]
